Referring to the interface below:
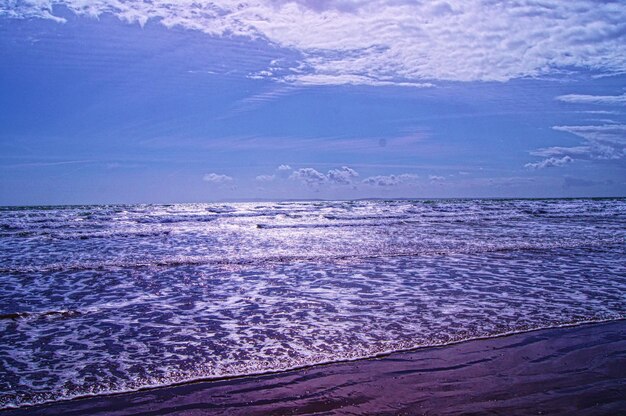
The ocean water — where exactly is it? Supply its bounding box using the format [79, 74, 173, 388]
[0, 198, 624, 409]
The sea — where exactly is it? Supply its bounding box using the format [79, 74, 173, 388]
[0, 198, 624, 409]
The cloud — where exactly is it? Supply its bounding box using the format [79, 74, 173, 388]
[202, 172, 233, 183]
[4, 1, 626, 85]
[361, 173, 419, 187]
[289, 167, 327, 186]
[556, 93, 626, 105]
[528, 123, 626, 165]
[282, 74, 434, 88]
[327, 166, 359, 185]
[255, 174, 275, 182]
[552, 124, 626, 160]
[524, 156, 573, 170]
[288, 165, 360, 187]
[275, 164, 292, 179]
[578, 110, 620, 115]
[428, 175, 445, 182]
[553, 124, 626, 144]
[530, 146, 590, 158]
[3, 159, 94, 168]
[223, 86, 299, 118]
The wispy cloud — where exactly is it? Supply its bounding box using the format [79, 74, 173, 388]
[531, 146, 590, 158]
[1, 159, 94, 168]
[255, 174, 275, 182]
[428, 175, 445, 182]
[4, 1, 626, 85]
[202, 172, 233, 184]
[556, 93, 626, 105]
[281, 74, 434, 88]
[552, 124, 626, 160]
[528, 123, 626, 165]
[577, 110, 620, 115]
[141, 132, 428, 153]
[525, 156, 573, 170]
[222, 85, 299, 118]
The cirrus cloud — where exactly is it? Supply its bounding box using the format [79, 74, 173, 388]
[556, 93, 626, 106]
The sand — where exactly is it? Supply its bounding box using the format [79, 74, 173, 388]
[5, 320, 625, 415]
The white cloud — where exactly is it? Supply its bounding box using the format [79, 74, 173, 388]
[362, 173, 419, 187]
[289, 167, 327, 186]
[327, 166, 359, 185]
[255, 174, 275, 182]
[202, 172, 233, 183]
[552, 124, 626, 160]
[428, 175, 445, 182]
[552, 124, 626, 144]
[578, 110, 620, 115]
[282, 73, 434, 88]
[277, 164, 292, 171]
[531, 146, 590, 158]
[556, 93, 626, 105]
[528, 123, 626, 164]
[4, 1, 626, 85]
[287, 166, 360, 187]
[524, 156, 573, 170]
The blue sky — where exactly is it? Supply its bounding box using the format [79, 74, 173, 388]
[1, 1, 625, 204]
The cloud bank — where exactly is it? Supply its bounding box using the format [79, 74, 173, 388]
[3, 0, 626, 85]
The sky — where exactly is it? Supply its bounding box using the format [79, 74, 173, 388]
[0, 0, 625, 204]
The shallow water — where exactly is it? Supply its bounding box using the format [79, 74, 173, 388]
[0, 199, 625, 409]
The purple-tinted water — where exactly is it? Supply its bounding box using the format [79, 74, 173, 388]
[0, 199, 625, 409]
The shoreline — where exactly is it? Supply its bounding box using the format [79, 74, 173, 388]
[4, 319, 625, 415]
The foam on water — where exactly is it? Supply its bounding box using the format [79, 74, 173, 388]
[0, 199, 624, 409]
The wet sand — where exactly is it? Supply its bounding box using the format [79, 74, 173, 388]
[5, 320, 625, 416]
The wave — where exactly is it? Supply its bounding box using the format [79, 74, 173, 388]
[2, 316, 623, 411]
[1, 240, 620, 274]
[322, 214, 410, 221]
[0, 229, 172, 240]
[134, 215, 217, 224]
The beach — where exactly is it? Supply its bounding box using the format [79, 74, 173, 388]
[2, 0, 626, 413]
[5, 320, 625, 415]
